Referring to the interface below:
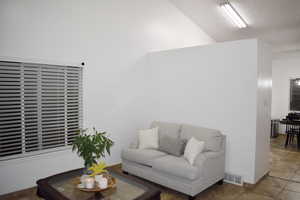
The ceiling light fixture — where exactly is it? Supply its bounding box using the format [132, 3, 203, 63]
[220, 1, 247, 29]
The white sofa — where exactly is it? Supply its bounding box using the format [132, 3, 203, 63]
[121, 121, 226, 199]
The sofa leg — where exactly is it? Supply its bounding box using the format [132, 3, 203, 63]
[188, 195, 195, 200]
[217, 179, 224, 185]
[122, 171, 129, 175]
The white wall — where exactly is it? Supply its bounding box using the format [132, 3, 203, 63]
[145, 39, 271, 184]
[0, 0, 213, 194]
[255, 41, 272, 182]
[272, 51, 300, 126]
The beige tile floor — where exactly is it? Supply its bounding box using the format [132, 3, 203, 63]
[1, 134, 300, 200]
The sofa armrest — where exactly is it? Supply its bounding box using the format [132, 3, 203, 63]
[194, 151, 225, 181]
[129, 138, 138, 149]
[194, 151, 224, 167]
[204, 151, 225, 159]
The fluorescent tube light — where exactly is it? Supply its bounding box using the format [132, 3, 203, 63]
[221, 2, 247, 28]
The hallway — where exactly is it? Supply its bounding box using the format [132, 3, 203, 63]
[270, 134, 300, 181]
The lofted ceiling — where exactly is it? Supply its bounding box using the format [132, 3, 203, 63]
[170, 0, 300, 52]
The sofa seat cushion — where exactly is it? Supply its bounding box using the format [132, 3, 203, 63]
[152, 155, 200, 181]
[122, 149, 167, 167]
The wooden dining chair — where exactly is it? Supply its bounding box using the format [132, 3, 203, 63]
[285, 124, 300, 148]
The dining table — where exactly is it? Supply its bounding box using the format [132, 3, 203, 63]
[280, 119, 300, 148]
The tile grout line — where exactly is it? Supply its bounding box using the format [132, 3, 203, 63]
[268, 169, 300, 199]
[268, 167, 300, 184]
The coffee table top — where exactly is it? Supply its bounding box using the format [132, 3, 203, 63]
[37, 167, 160, 200]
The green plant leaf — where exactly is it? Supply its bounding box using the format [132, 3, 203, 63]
[72, 128, 114, 167]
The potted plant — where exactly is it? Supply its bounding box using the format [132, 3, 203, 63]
[72, 128, 114, 174]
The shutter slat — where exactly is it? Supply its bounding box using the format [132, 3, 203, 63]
[42, 124, 65, 129]
[0, 78, 20, 82]
[0, 149, 22, 156]
[0, 98, 21, 101]
[24, 132, 38, 137]
[0, 127, 22, 133]
[42, 140, 65, 146]
[0, 135, 22, 141]
[42, 127, 65, 132]
[42, 133, 64, 138]
[0, 142, 22, 148]
[42, 137, 65, 143]
[42, 118, 65, 122]
[42, 144, 65, 150]
[42, 112, 65, 116]
[0, 65, 20, 70]
[0, 101, 21, 105]
[42, 121, 65, 126]
[0, 120, 22, 125]
[41, 115, 65, 120]
[0, 74, 20, 78]
[0, 108, 21, 112]
[0, 123, 22, 129]
[42, 130, 65, 135]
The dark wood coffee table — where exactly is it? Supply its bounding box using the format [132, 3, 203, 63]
[37, 167, 160, 200]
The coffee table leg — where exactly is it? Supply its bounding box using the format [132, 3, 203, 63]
[36, 186, 41, 197]
[94, 192, 104, 200]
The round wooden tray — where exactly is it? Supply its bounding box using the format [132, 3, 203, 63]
[74, 176, 116, 192]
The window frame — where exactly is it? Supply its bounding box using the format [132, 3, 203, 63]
[0, 60, 83, 161]
[289, 78, 300, 112]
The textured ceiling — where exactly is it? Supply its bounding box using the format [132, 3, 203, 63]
[170, 0, 300, 52]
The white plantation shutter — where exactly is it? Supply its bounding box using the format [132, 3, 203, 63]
[0, 62, 22, 157]
[41, 65, 66, 149]
[23, 64, 39, 152]
[0, 61, 82, 160]
[66, 67, 82, 144]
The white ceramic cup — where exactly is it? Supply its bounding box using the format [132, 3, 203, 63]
[84, 177, 95, 189]
[98, 177, 108, 189]
[80, 174, 90, 183]
[94, 174, 104, 183]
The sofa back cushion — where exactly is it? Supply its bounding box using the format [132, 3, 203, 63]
[150, 121, 181, 138]
[180, 124, 222, 152]
[138, 127, 159, 149]
[159, 134, 186, 156]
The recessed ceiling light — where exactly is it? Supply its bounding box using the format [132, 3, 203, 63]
[220, 1, 247, 29]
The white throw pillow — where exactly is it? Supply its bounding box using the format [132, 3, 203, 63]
[184, 137, 205, 165]
[138, 127, 159, 149]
